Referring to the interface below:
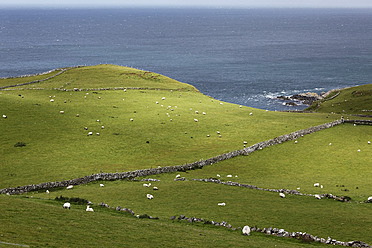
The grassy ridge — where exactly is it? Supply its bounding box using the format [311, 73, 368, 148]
[1, 64, 371, 247]
[306, 83, 372, 115]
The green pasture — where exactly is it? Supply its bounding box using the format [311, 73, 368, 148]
[1, 64, 371, 247]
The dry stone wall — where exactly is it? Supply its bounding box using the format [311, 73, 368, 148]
[0, 119, 346, 195]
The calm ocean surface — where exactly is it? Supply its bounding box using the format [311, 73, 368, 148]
[1, 8, 371, 110]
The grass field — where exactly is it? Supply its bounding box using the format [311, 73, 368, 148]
[0, 64, 371, 247]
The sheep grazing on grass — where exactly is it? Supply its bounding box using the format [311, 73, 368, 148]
[203, 112, 206, 115]
[217, 174, 220, 177]
[314, 183, 320, 187]
[162, 97, 165, 100]
[86, 206, 94, 212]
[220, 103, 223, 105]
[217, 131, 220, 134]
[96, 133, 100, 136]
[66, 185, 73, 190]
[46, 190, 49, 194]
[243, 141, 247, 144]
[368, 141, 371, 144]
[329, 143, 332, 146]
[97, 120, 100, 122]
[153, 187, 158, 190]
[2, 114, 7, 119]
[130, 118, 133, 121]
[357, 149, 361, 152]
[227, 175, 232, 178]
[249, 113, 253, 116]
[124, 89, 127, 92]
[217, 202, 226, 206]
[147, 194, 154, 200]
[242, 226, 251, 236]
[59, 111, 64, 114]
[239, 105, 242, 108]
[50, 99, 54, 102]
[195, 111, 199, 114]
[143, 183, 151, 187]
[101, 126, 104, 129]
[194, 119, 198, 122]
[87, 132, 93, 136]
[368, 196, 372, 202]
[63, 202, 71, 209]
[294, 140, 298, 144]
[76, 114, 80, 117]
[279, 193, 286, 198]
[207, 135, 210, 137]
[175, 174, 181, 179]
[100, 184, 104, 187]
[314, 194, 322, 200]
[320, 185, 323, 189]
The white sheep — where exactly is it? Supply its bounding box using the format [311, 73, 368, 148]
[194, 119, 198, 122]
[227, 175, 232, 178]
[100, 184, 104, 187]
[242, 225, 251, 235]
[279, 193, 286, 198]
[320, 185, 323, 189]
[195, 111, 199, 114]
[217, 202, 226, 206]
[207, 135, 210, 137]
[147, 194, 154, 200]
[239, 105, 242, 108]
[66, 185, 73, 190]
[202, 112, 206, 115]
[156, 101, 159, 104]
[368, 141, 371, 144]
[63, 202, 71, 209]
[60, 111, 64, 114]
[217, 174, 220, 177]
[98, 97, 101, 99]
[368, 196, 372, 201]
[294, 140, 298, 144]
[46, 190, 49, 194]
[162, 97, 165, 100]
[97, 119, 100, 122]
[143, 183, 151, 187]
[175, 174, 181, 178]
[76, 114, 80, 117]
[2, 114, 7, 119]
[329, 143, 332, 145]
[86, 206, 94, 212]
[130, 118, 133, 121]
[217, 131, 220, 134]
[101, 126, 104, 129]
[88, 132, 93, 135]
[50, 99, 54, 102]
[243, 141, 247, 144]
[220, 103, 223, 105]
[314, 183, 320, 187]
[314, 194, 321, 200]
[249, 113, 253, 116]
[153, 187, 158, 190]
[357, 149, 361, 152]
[96, 133, 100, 136]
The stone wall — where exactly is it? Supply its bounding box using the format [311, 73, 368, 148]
[1, 119, 346, 195]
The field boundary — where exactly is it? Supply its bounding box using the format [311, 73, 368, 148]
[1, 119, 349, 195]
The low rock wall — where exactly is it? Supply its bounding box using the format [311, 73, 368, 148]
[0, 119, 345, 195]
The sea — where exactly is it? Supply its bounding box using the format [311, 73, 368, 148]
[1, 8, 372, 110]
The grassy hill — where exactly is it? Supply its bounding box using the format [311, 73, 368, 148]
[0, 64, 371, 247]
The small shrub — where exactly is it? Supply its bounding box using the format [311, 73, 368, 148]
[55, 195, 89, 205]
[14, 142, 26, 147]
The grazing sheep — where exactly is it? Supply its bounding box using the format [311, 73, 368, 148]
[59, 111, 64, 114]
[96, 133, 100, 136]
[202, 112, 206, 115]
[101, 126, 104, 129]
[227, 175, 232, 178]
[98, 97, 101, 99]
[76, 114, 80, 117]
[153, 187, 158, 190]
[294, 140, 298, 144]
[88, 132, 93, 135]
[217, 131, 220, 134]
[143, 183, 151, 187]
[217, 202, 226, 206]
[2, 114, 7, 119]
[320, 185, 323, 189]
[130, 118, 133, 121]
[279, 193, 286, 198]
[175, 174, 181, 178]
[314, 183, 320, 187]
[86, 206, 94, 212]
[217, 174, 220, 177]
[249, 113, 253, 116]
[314, 194, 321, 200]
[46, 190, 49, 194]
[97, 120, 100, 122]
[219, 135, 222, 138]
[63, 202, 71, 209]
[368, 196, 372, 201]
[243, 141, 247, 144]
[242, 225, 251, 235]
[147, 194, 154, 200]
[368, 141, 371, 144]
[50, 99, 54, 102]
[162, 97, 165, 100]
[329, 143, 332, 145]
[239, 105, 242, 108]
[194, 119, 198, 122]
[207, 135, 210, 137]
[354, 124, 356, 126]
[357, 149, 361, 152]
[195, 111, 198, 114]
[100, 184, 104, 187]
[66, 185, 73, 190]
[220, 103, 223, 105]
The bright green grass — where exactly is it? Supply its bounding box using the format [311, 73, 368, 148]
[0, 195, 328, 248]
[0, 69, 63, 88]
[306, 83, 372, 115]
[180, 123, 372, 202]
[0, 86, 335, 188]
[32, 175, 372, 245]
[23, 64, 199, 91]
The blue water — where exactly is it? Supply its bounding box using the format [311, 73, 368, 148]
[1, 8, 372, 110]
